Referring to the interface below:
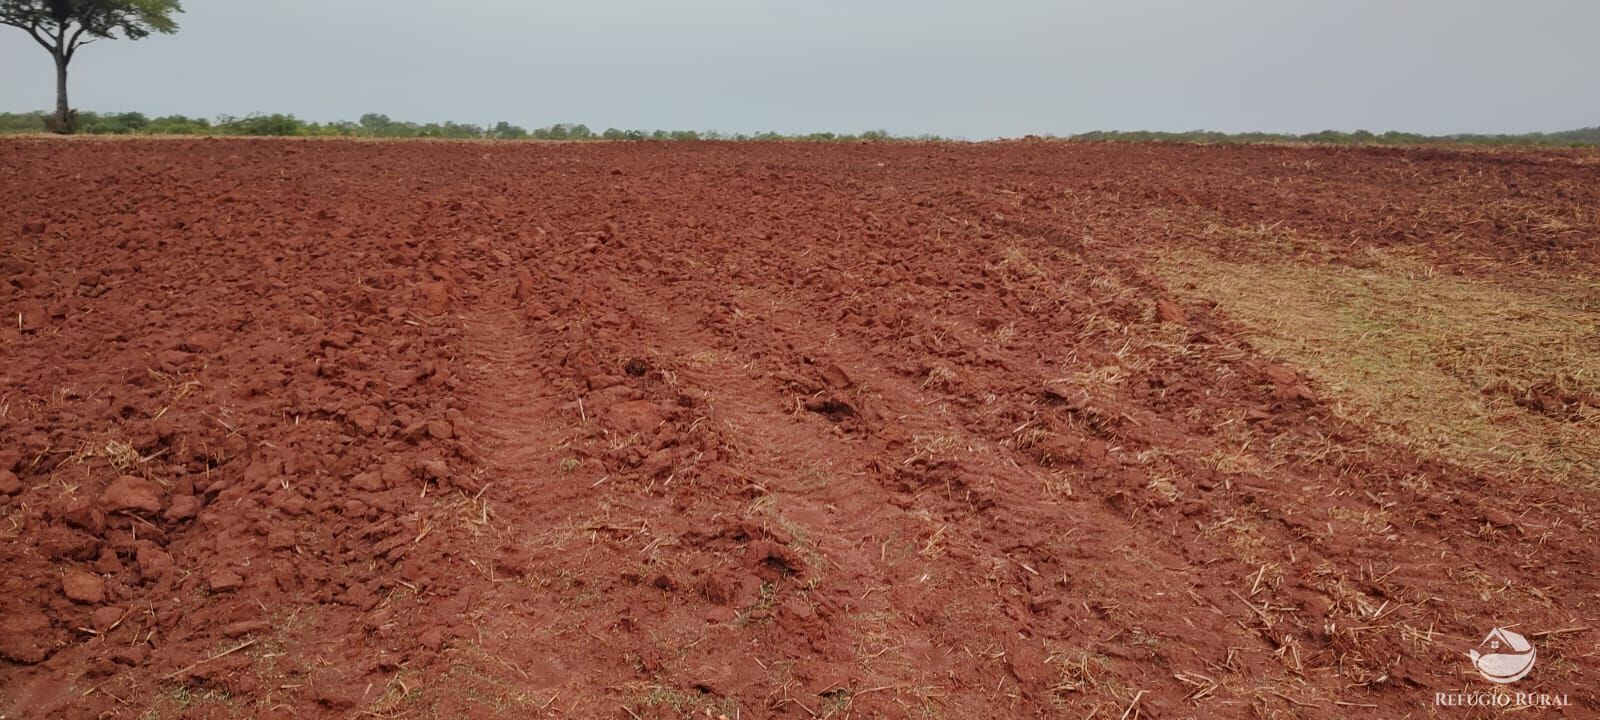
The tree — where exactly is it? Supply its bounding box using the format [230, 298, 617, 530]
[491, 121, 529, 140]
[1, 0, 182, 133]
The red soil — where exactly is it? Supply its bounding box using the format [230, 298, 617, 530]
[1, 138, 1596, 718]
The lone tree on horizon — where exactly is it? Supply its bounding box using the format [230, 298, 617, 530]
[1, 0, 182, 133]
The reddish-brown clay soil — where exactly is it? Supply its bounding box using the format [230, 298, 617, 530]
[1, 138, 1597, 719]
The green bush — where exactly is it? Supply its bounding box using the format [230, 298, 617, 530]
[145, 115, 213, 134]
[0, 111, 49, 132]
[81, 111, 149, 134]
[216, 113, 306, 136]
[490, 121, 529, 140]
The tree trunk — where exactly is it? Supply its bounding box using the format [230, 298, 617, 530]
[52, 53, 74, 134]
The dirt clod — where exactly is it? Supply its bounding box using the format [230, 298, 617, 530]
[1155, 299, 1188, 324]
[100, 475, 161, 514]
[221, 620, 271, 638]
[207, 569, 244, 592]
[163, 494, 199, 522]
[89, 607, 125, 631]
[606, 400, 663, 435]
[61, 570, 106, 604]
[1263, 363, 1298, 385]
[180, 332, 223, 353]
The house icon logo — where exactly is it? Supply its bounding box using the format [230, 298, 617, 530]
[1469, 627, 1536, 683]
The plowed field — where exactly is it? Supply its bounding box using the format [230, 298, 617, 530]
[2, 138, 1597, 719]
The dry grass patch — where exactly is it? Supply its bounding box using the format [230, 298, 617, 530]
[1159, 248, 1599, 485]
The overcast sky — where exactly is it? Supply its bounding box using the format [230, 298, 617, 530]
[3, 0, 1597, 138]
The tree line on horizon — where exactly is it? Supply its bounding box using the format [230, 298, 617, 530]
[0, 110, 926, 142]
[0, 110, 1595, 147]
[1069, 128, 1600, 148]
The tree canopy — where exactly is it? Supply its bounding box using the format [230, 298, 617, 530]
[1, 0, 180, 53]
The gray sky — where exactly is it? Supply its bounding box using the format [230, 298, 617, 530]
[3, 0, 1597, 138]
